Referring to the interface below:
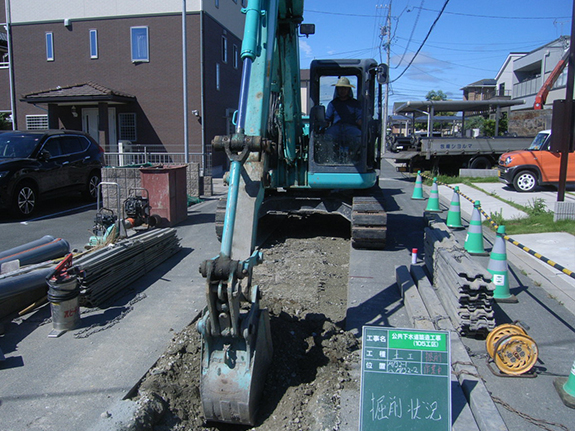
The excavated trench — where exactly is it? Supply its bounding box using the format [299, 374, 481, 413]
[128, 214, 361, 430]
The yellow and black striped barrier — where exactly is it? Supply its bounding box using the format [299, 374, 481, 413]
[417, 173, 575, 281]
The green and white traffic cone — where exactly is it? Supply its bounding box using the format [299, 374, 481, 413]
[488, 225, 517, 303]
[446, 186, 464, 229]
[425, 178, 442, 212]
[464, 200, 487, 255]
[554, 357, 575, 409]
[411, 171, 425, 200]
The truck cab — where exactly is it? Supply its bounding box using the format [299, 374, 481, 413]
[498, 130, 575, 192]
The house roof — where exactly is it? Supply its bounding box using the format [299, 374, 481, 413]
[460, 78, 496, 90]
[20, 82, 136, 104]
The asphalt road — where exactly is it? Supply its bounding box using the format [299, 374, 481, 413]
[1, 195, 98, 253]
[1, 170, 575, 431]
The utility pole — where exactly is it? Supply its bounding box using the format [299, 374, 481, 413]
[381, 2, 392, 155]
[556, 0, 575, 202]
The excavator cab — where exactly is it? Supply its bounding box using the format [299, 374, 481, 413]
[308, 59, 382, 178]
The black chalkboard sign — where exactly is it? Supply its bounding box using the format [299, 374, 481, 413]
[360, 326, 451, 431]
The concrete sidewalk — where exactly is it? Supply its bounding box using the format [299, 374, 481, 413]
[434, 182, 575, 312]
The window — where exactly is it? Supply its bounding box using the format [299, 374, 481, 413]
[26, 115, 48, 130]
[216, 63, 220, 91]
[90, 29, 98, 59]
[46, 32, 54, 61]
[119, 113, 137, 141]
[131, 26, 149, 63]
[221, 36, 227, 63]
[1, 52, 9, 68]
[60, 136, 87, 154]
[233, 45, 238, 69]
[42, 139, 62, 157]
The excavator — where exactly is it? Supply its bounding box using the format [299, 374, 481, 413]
[196, 0, 388, 425]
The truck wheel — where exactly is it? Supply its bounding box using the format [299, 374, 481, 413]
[470, 156, 492, 169]
[513, 170, 537, 192]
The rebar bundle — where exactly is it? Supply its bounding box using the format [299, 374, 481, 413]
[75, 228, 181, 307]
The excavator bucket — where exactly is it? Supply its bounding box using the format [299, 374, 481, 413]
[200, 308, 273, 425]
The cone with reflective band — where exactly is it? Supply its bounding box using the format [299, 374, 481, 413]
[425, 177, 442, 212]
[411, 171, 425, 200]
[554, 357, 575, 408]
[488, 225, 513, 300]
[446, 186, 464, 229]
[564, 359, 575, 397]
[464, 200, 485, 254]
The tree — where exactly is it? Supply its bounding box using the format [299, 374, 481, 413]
[418, 90, 452, 134]
[425, 90, 448, 101]
[0, 113, 11, 130]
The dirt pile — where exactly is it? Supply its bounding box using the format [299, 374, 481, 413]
[129, 215, 361, 430]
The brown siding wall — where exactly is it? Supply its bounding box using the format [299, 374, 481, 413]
[202, 14, 242, 170]
[11, 12, 242, 171]
[0, 67, 10, 112]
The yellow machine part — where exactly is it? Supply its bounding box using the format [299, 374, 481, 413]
[486, 324, 527, 359]
[493, 333, 539, 376]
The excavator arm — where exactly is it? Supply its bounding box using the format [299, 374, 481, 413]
[197, 0, 306, 425]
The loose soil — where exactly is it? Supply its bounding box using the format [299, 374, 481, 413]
[129, 215, 361, 430]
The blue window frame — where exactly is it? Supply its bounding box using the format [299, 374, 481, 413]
[46, 32, 54, 61]
[131, 26, 149, 63]
[90, 29, 98, 59]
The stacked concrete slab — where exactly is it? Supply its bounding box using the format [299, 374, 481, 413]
[424, 213, 496, 336]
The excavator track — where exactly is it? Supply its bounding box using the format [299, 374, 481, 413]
[351, 190, 387, 250]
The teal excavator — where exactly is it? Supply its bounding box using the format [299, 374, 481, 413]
[197, 0, 388, 425]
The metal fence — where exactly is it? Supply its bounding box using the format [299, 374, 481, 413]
[104, 147, 211, 173]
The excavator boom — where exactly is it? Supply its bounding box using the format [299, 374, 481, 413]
[197, 0, 387, 424]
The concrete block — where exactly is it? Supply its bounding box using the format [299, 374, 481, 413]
[186, 163, 200, 197]
[101, 167, 142, 210]
[395, 265, 434, 330]
[459, 168, 499, 178]
[554, 201, 575, 221]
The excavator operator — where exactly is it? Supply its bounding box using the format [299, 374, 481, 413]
[325, 76, 362, 162]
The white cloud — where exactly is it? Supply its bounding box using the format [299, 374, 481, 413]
[300, 40, 313, 58]
[390, 51, 452, 83]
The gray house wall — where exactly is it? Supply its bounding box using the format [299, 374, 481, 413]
[511, 36, 569, 111]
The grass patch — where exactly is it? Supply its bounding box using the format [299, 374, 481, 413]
[483, 197, 575, 236]
[416, 172, 575, 235]
[421, 172, 500, 186]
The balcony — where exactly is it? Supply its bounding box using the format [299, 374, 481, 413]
[513, 76, 540, 98]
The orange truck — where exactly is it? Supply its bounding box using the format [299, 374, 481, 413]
[498, 130, 575, 192]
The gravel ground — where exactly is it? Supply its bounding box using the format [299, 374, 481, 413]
[128, 214, 360, 430]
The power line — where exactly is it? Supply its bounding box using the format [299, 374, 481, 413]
[414, 6, 570, 20]
[394, 0, 425, 69]
[306, 7, 569, 20]
[391, 0, 450, 83]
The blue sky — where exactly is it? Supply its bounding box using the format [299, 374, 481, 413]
[299, 0, 572, 109]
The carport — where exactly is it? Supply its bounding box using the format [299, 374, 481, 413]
[393, 99, 526, 137]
